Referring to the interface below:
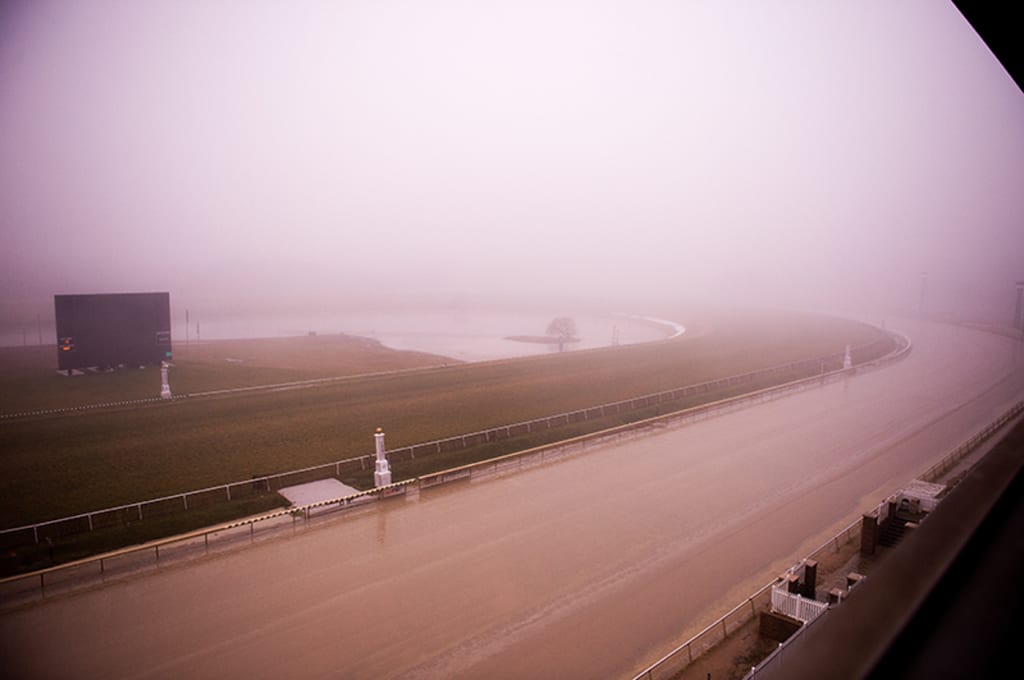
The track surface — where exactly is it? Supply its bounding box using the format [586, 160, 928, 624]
[2, 319, 1022, 679]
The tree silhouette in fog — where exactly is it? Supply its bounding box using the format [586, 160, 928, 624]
[546, 317, 579, 352]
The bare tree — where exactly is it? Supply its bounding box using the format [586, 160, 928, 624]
[546, 317, 579, 352]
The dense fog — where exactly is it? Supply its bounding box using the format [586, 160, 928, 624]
[1, 1, 1022, 342]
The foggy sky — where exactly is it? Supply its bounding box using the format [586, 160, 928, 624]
[1, 1, 1022, 329]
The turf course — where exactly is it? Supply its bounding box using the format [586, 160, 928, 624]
[0, 308, 889, 534]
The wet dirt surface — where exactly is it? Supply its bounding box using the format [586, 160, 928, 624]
[1, 320, 1021, 679]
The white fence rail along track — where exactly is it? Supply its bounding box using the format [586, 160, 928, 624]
[0, 334, 901, 552]
[631, 396, 1023, 680]
[770, 584, 829, 623]
[0, 334, 908, 608]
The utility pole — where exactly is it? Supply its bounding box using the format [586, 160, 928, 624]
[1014, 281, 1024, 331]
[1016, 282, 1024, 367]
[918, 271, 928, 317]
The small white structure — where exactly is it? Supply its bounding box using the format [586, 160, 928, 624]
[842, 344, 852, 370]
[771, 580, 829, 624]
[895, 479, 946, 514]
[374, 427, 392, 487]
[160, 361, 172, 399]
[279, 478, 361, 508]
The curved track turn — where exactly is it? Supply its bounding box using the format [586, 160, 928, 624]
[1, 319, 1022, 679]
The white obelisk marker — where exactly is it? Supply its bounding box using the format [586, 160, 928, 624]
[374, 427, 392, 487]
[160, 361, 172, 399]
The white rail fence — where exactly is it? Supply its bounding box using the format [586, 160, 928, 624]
[0, 334, 901, 550]
[0, 334, 909, 607]
[771, 583, 829, 623]
[631, 395, 1024, 680]
[741, 605, 831, 679]
[629, 515, 863, 680]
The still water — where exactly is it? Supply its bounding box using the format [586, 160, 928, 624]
[1, 309, 683, 361]
[184, 310, 683, 361]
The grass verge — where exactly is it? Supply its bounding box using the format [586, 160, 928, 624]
[0, 309, 894, 576]
[1, 369, 812, 578]
[0, 495, 288, 577]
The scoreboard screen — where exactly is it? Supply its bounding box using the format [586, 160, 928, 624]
[54, 293, 172, 371]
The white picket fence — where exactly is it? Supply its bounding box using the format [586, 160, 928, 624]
[770, 581, 829, 623]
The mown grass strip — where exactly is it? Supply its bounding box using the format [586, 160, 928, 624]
[0, 346, 903, 579]
[0, 495, 288, 577]
[0, 310, 887, 532]
[0, 364, 818, 578]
